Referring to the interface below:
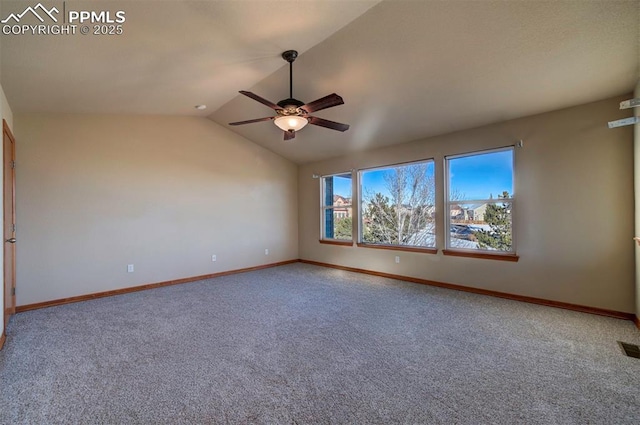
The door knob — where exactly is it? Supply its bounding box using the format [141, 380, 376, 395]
[5, 238, 16, 243]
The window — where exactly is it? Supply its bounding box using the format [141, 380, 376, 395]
[358, 160, 436, 250]
[445, 147, 515, 256]
[321, 173, 353, 241]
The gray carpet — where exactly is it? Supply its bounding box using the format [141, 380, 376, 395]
[1, 263, 639, 424]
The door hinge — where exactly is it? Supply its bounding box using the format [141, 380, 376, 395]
[10, 160, 15, 169]
[11, 287, 15, 296]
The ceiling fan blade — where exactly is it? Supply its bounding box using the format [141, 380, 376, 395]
[229, 116, 274, 126]
[300, 93, 344, 114]
[239, 91, 282, 111]
[284, 130, 296, 141]
[308, 116, 350, 132]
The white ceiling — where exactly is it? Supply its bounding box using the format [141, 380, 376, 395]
[2, 1, 639, 164]
[0, 0, 379, 114]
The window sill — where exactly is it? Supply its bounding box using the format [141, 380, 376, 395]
[356, 243, 437, 254]
[319, 239, 354, 246]
[442, 249, 519, 262]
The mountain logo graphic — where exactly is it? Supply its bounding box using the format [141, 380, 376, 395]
[1, 3, 59, 24]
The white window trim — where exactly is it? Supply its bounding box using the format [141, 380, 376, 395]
[444, 146, 516, 255]
[357, 158, 436, 249]
[320, 172, 353, 242]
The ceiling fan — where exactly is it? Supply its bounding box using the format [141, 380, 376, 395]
[229, 50, 350, 141]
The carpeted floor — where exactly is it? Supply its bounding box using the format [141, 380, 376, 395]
[1, 263, 639, 424]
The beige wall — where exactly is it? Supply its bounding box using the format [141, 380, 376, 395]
[15, 114, 298, 306]
[299, 95, 635, 313]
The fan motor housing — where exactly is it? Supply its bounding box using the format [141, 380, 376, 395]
[277, 98, 305, 111]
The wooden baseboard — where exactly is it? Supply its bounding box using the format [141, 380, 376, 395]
[14, 258, 639, 326]
[0, 329, 5, 350]
[16, 260, 299, 313]
[299, 259, 635, 321]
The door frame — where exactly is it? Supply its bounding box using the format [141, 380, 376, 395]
[3, 119, 16, 340]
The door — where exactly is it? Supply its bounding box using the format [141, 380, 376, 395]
[3, 119, 16, 329]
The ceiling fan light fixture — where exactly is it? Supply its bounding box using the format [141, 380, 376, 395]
[274, 115, 308, 132]
[229, 49, 349, 138]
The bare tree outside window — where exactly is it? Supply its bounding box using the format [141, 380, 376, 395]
[360, 161, 435, 247]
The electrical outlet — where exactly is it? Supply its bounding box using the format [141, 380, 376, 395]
[127, 264, 134, 273]
[265, 249, 269, 255]
[211, 255, 216, 262]
[395, 256, 400, 264]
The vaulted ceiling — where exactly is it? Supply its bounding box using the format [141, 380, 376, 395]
[2, 0, 638, 164]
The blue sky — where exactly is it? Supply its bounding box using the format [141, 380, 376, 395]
[449, 149, 513, 200]
[331, 174, 353, 198]
[330, 149, 513, 201]
[360, 162, 434, 199]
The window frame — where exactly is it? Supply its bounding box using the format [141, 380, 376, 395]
[357, 158, 437, 254]
[319, 172, 354, 245]
[443, 146, 518, 261]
